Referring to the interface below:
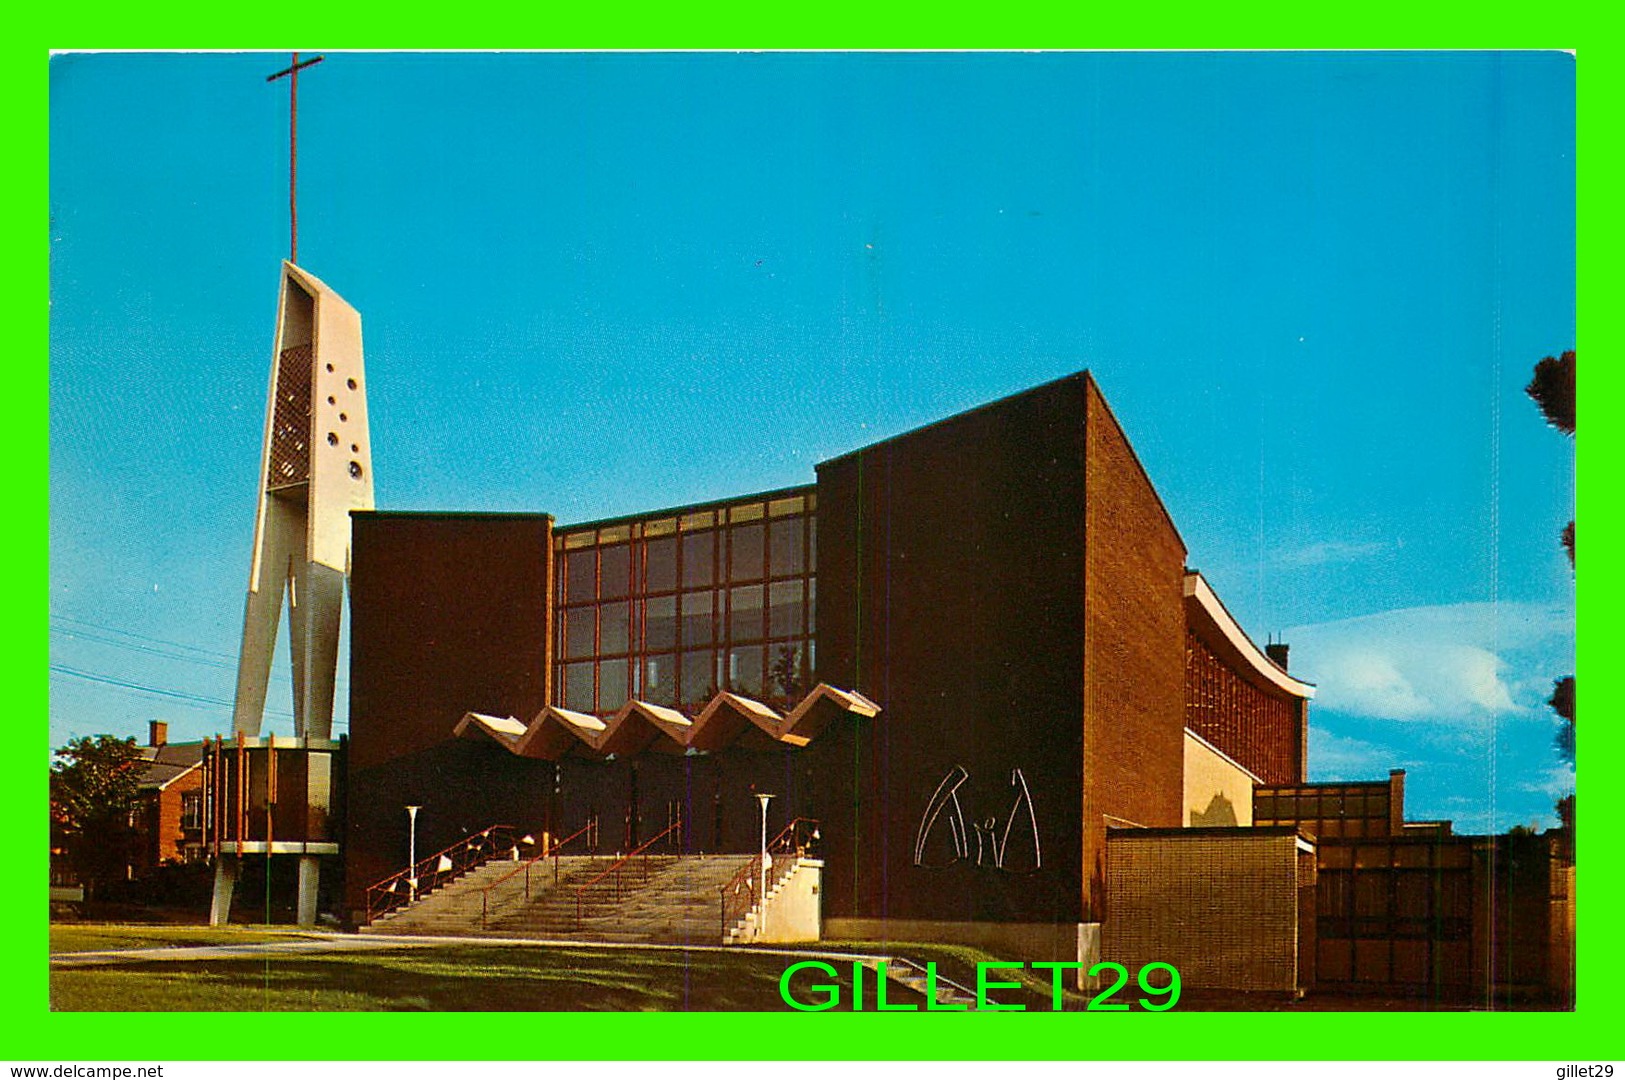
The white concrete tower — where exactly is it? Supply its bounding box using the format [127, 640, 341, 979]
[235, 261, 372, 740]
[210, 261, 373, 925]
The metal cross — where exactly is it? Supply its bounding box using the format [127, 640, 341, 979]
[266, 52, 325, 264]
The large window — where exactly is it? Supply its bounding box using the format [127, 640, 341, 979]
[554, 490, 816, 716]
[1254, 783, 1393, 839]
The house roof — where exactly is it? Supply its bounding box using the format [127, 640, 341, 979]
[137, 742, 204, 791]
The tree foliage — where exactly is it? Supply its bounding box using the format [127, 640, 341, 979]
[1525, 349, 1576, 435]
[50, 734, 145, 892]
[1551, 676, 1575, 763]
[769, 645, 807, 710]
[1525, 350, 1576, 814]
[1556, 793, 1574, 835]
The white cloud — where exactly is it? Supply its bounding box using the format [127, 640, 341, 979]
[1276, 539, 1391, 569]
[1285, 601, 1573, 723]
[1520, 763, 1577, 799]
[1306, 728, 1399, 780]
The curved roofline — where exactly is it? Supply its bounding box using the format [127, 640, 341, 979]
[1183, 571, 1316, 699]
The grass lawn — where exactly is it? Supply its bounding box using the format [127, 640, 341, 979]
[50, 924, 311, 954]
[50, 942, 922, 1012]
[798, 940, 1097, 1011]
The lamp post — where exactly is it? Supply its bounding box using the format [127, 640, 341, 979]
[406, 805, 422, 902]
[756, 793, 775, 937]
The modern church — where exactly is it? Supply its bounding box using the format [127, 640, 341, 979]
[195, 261, 1572, 1004]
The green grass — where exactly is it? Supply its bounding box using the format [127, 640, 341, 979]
[50, 942, 919, 1012]
[50, 924, 311, 954]
[796, 939, 1096, 1011]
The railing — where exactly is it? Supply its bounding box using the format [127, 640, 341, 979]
[573, 816, 686, 929]
[479, 819, 599, 928]
[365, 824, 528, 925]
[719, 817, 819, 943]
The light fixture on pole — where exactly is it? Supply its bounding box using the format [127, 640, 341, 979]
[756, 793, 775, 937]
[405, 805, 422, 902]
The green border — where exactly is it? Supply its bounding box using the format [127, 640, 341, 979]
[20, 8, 1604, 1063]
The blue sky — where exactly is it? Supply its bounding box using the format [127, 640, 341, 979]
[48, 51, 1575, 831]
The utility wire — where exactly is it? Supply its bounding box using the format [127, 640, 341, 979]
[49, 611, 240, 663]
[49, 663, 297, 720]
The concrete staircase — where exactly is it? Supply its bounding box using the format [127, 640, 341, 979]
[723, 854, 810, 944]
[361, 855, 608, 937]
[489, 854, 752, 943]
[881, 958, 983, 1009]
[362, 853, 754, 945]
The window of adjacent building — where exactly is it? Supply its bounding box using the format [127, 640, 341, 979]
[553, 490, 815, 716]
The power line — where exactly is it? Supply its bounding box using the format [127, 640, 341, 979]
[49, 611, 240, 663]
[46, 613, 349, 729]
[51, 623, 239, 671]
[48, 663, 296, 721]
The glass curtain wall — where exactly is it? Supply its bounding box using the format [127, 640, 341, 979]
[553, 489, 817, 717]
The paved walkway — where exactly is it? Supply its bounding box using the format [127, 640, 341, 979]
[52, 931, 888, 968]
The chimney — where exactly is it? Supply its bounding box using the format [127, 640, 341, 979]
[1265, 642, 1290, 671]
[148, 720, 168, 748]
[1388, 769, 1406, 834]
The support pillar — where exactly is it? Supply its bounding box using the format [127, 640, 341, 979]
[296, 856, 321, 926]
[210, 857, 240, 926]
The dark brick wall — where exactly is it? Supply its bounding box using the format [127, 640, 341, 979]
[342, 374, 1193, 929]
[814, 374, 1091, 927]
[345, 513, 554, 909]
[1082, 379, 1189, 917]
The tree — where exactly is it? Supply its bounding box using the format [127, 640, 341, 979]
[769, 644, 807, 711]
[1525, 349, 1576, 566]
[1525, 350, 1576, 776]
[1550, 676, 1575, 763]
[49, 735, 145, 897]
[1526, 349, 1576, 435]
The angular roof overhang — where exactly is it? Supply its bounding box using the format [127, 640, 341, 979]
[455, 682, 882, 762]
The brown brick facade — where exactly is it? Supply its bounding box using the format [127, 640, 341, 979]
[1081, 379, 1189, 919]
[341, 373, 1290, 949]
[1185, 631, 1305, 785]
[132, 767, 205, 872]
[346, 513, 554, 910]
[1104, 828, 1311, 993]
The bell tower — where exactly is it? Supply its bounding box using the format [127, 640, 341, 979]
[208, 262, 373, 925]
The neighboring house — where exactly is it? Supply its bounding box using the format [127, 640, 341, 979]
[130, 721, 208, 875]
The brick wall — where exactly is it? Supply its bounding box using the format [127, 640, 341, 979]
[1104, 828, 1306, 993]
[346, 513, 554, 911]
[156, 769, 203, 862]
[814, 374, 1090, 928]
[1082, 379, 1188, 918]
[1185, 630, 1304, 785]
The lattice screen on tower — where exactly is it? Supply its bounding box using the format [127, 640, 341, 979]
[267, 343, 312, 487]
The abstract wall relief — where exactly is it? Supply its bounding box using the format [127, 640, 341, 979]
[912, 765, 1042, 874]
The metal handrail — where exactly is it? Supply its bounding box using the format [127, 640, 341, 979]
[478, 820, 599, 927]
[573, 815, 685, 929]
[719, 816, 819, 943]
[364, 823, 527, 925]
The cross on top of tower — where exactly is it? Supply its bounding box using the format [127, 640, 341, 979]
[266, 52, 325, 264]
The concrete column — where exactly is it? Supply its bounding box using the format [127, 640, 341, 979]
[1076, 922, 1102, 990]
[296, 856, 321, 926]
[210, 857, 240, 926]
